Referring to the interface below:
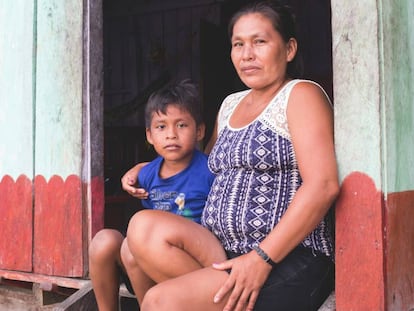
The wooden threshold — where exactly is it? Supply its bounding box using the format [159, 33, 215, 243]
[0, 269, 89, 290]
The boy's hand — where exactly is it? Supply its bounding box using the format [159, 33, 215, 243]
[121, 162, 149, 199]
[130, 187, 149, 200]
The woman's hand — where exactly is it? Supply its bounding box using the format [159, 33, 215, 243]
[212, 251, 272, 311]
[121, 162, 149, 199]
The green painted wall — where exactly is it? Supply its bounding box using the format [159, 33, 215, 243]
[0, 0, 104, 277]
[0, 0, 83, 180]
[331, 0, 414, 191]
[35, 0, 84, 179]
[331, 0, 383, 188]
[332, 1, 414, 309]
[0, 0, 35, 179]
[379, 0, 414, 193]
[380, 3, 414, 310]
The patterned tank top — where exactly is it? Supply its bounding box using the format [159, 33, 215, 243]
[201, 79, 334, 258]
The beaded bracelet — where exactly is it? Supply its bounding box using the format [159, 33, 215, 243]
[252, 245, 277, 268]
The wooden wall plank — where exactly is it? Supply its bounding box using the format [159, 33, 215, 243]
[87, 0, 105, 239]
[34, 0, 85, 276]
[35, 0, 84, 178]
[0, 176, 33, 271]
[0, 0, 35, 178]
[335, 172, 386, 310]
[33, 175, 83, 276]
[386, 191, 414, 311]
[0, 0, 35, 272]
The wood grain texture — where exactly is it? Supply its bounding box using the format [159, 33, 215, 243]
[0, 175, 33, 271]
[33, 175, 84, 277]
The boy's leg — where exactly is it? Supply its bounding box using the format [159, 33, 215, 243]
[89, 229, 124, 311]
[126, 209, 227, 283]
[120, 238, 155, 305]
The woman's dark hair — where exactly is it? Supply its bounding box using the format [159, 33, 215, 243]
[227, 0, 303, 78]
[145, 79, 202, 128]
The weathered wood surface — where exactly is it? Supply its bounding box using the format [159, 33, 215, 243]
[53, 282, 97, 311]
[0, 0, 34, 272]
[1, 0, 90, 278]
[0, 270, 89, 290]
[0, 0, 34, 179]
[0, 274, 90, 310]
[0, 176, 33, 271]
[33, 175, 84, 277]
[54, 282, 139, 311]
[335, 173, 385, 311]
[33, 0, 86, 277]
[0, 284, 39, 311]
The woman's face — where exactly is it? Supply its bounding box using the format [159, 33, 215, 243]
[230, 13, 296, 90]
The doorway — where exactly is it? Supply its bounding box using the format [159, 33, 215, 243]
[101, 0, 333, 232]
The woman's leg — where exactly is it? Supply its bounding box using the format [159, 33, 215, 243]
[253, 246, 335, 311]
[120, 238, 155, 305]
[88, 229, 124, 311]
[139, 246, 334, 311]
[126, 209, 227, 283]
[141, 266, 230, 311]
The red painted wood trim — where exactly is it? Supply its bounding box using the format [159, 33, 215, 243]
[335, 172, 386, 311]
[386, 190, 414, 310]
[0, 175, 33, 271]
[33, 175, 84, 277]
[90, 176, 104, 238]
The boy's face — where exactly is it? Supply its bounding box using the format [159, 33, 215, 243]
[146, 104, 205, 164]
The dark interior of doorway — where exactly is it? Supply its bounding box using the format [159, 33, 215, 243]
[102, 0, 333, 232]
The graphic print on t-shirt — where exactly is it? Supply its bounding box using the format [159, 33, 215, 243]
[149, 189, 183, 212]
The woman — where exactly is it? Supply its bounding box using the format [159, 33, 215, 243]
[121, 1, 339, 310]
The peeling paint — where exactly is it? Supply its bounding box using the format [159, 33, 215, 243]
[335, 172, 385, 310]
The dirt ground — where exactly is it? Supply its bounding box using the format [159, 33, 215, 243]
[0, 284, 60, 311]
[0, 283, 139, 311]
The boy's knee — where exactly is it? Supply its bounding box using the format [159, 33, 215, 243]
[120, 239, 136, 268]
[89, 229, 123, 259]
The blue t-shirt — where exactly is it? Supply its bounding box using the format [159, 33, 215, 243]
[138, 149, 214, 223]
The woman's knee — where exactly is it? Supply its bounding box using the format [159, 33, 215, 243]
[127, 210, 152, 236]
[140, 284, 170, 311]
[126, 210, 166, 251]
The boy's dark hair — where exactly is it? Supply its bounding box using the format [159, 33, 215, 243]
[227, 0, 303, 78]
[145, 79, 202, 128]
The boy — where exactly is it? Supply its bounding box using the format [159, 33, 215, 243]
[88, 80, 216, 311]
[135, 79, 213, 224]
